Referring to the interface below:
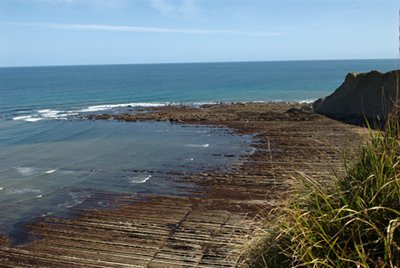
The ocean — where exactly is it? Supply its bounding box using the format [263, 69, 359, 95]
[0, 59, 397, 243]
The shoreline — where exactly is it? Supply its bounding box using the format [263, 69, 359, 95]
[0, 102, 369, 267]
[9, 100, 318, 123]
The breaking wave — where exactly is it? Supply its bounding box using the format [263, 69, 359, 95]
[6, 188, 42, 195]
[185, 143, 210, 148]
[10, 100, 317, 123]
[15, 166, 59, 176]
[131, 175, 151, 184]
[11, 102, 175, 122]
[15, 167, 39, 176]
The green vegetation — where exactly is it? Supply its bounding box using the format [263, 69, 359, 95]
[247, 117, 400, 267]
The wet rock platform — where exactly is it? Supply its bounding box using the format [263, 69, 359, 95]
[0, 103, 369, 267]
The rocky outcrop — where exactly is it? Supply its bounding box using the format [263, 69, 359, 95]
[314, 70, 400, 125]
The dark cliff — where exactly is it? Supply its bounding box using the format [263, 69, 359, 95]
[313, 70, 400, 125]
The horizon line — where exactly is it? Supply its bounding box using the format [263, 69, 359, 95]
[0, 58, 397, 69]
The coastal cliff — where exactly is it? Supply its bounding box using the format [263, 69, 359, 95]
[314, 70, 400, 124]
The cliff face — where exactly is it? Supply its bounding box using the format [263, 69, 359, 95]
[313, 70, 400, 124]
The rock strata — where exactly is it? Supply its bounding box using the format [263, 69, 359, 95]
[314, 70, 400, 125]
[0, 103, 368, 267]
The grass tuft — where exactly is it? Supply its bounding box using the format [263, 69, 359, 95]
[246, 117, 400, 268]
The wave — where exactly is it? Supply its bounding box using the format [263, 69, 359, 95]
[192, 101, 218, 107]
[251, 99, 317, 104]
[37, 109, 61, 118]
[131, 175, 151, 184]
[11, 102, 174, 123]
[60, 169, 82, 175]
[6, 188, 42, 195]
[297, 99, 316, 104]
[78, 102, 169, 113]
[185, 143, 210, 148]
[15, 166, 59, 176]
[12, 115, 42, 122]
[58, 191, 92, 209]
[15, 166, 39, 176]
[12, 110, 73, 122]
[10, 100, 317, 123]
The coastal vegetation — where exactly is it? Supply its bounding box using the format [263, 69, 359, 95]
[246, 112, 400, 267]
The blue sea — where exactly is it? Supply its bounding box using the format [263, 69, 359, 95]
[0, 59, 397, 243]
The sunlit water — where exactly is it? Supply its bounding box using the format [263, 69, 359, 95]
[0, 119, 251, 243]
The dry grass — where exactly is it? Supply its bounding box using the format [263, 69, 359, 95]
[245, 117, 400, 268]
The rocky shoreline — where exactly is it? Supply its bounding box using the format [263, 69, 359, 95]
[0, 102, 369, 267]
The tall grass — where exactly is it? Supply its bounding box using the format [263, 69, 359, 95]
[247, 118, 400, 267]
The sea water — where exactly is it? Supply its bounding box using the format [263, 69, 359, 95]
[0, 59, 397, 242]
[1, 60, 397, 121]
[0, 119, 249, 243]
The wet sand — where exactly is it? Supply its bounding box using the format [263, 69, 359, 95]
[0, 102, 369, 267]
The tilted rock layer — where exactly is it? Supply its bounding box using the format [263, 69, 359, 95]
[314, 70, 400, 124]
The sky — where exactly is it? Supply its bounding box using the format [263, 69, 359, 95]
[0, 0, 398, 67]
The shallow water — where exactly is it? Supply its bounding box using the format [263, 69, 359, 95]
[0, 119, 251, 242]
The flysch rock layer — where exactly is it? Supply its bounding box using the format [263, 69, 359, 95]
[314, 70, 400, 124]
[0, 103, 369, 267]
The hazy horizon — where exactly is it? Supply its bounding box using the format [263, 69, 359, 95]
[0, 57, 398, 69]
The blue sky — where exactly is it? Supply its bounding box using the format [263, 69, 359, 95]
[0, 0, 398, 67]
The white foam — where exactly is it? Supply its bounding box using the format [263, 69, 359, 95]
[12, 108, 79, 123]
[36, 194, 43, 198]
[234, 100, 317, 104]
[37, 109, 52, 113]
[192, 102, 218, 107]
[45, 169, 57, 174]
[38, 109, 78, 120]
[0, 187, 3, 190]
[63, 112, 79, 116]
[59, 191, 92, 209]
[185, 143, 210, 148]
[9, 101, 178, 123]
[78, 102, 168, 113]
[38, 109, 62, 118]
[12, 115, 30, 120]
[16, 167, 38, 176]
[25, 117, 42, 122]
[11, 100, 319, 123]
[6, 188, 42, 195]
[131, 175, 151, 184]
[13, 109, 67, 122]
[297, 99, 316, 104]
[12, 115, 42, 122]
[41, 212, 54, 217]
[61, 169, 80, 175]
